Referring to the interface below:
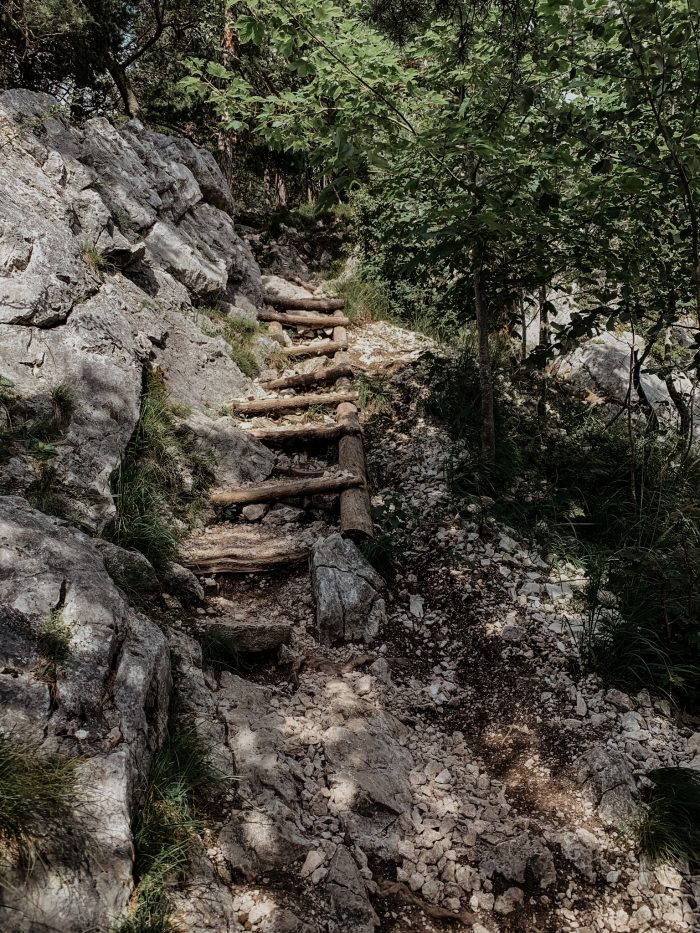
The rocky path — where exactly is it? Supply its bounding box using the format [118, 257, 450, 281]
[170, 287, 699, 933]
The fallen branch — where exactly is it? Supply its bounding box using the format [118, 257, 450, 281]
[260, 363, 354, 391]
[266, 295, 345, 312]
[248, 422, 360, 445]
[229, 390, 357, 415]
[259, 309, 349, 328]
[377, 881, 476, 927]
[280, 338, 347, 358]
[210, 472, 362, 506]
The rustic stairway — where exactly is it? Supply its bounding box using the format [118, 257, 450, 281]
[181, 280, 373, 575]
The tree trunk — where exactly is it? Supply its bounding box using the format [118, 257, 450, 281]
[538, 284, 549, 418]
[664, 327, 692, 438]
[473, 264, 496, 464]
[107, 56, 141, 119]
[520, 291, 527, 363]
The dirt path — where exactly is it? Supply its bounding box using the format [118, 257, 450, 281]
[171, 298, 698, 933]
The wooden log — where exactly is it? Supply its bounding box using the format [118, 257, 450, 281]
[182, 546, 309, 574]
[280, 338, 347, 358]
[181, 526, 313, 573]
[249, 421, 361, 445]
[230, 390, 357, 415]
[259, 309, 349, 328]
[337, 402, 373, 539]
[260, 363, 354, 391]
[266, 295, 345, 312]
[267, 321, 286, 346]
[210, 472, 362, 506]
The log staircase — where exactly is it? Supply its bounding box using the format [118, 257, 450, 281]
[181, 281, 373, 575]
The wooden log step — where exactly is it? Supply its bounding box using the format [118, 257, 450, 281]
[266, 295, 345, 312]
[338, 403, 374, 539]
[210, 472, 362, 506]
[230, 390, 357, 416]
[280, 338, 347, 358]
[248, 421, 361, 445]
[260, 309, 350, 328]
[181, 525, 314, 573]
[260, 363, 354, 391]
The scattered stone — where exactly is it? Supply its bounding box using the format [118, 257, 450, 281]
[494, 887, 524, 915]
[242, 503, 269, 521]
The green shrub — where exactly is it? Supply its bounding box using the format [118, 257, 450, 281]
[0, 734, 77, 863]
[116, 721, 223, 933]
[426, 343, 700, 710]
[636, 768, 700, 866]
[106, 372, 214, 573]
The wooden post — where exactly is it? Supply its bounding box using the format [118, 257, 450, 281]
[337, 402, 373, 539]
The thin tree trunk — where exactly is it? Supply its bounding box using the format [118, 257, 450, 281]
[664, 327, 691, 438]
[538, 284, 549, 418]
[520, 291, 527, 363]
[473, 262, 496, 464]
[107, 55, 141, 119]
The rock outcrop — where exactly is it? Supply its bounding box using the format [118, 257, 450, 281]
[311, 533, 386, 644]
[0, 89, 272, 530]
[0, 496, 170, 932]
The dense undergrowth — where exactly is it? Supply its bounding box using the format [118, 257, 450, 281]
[424, 342, 700, 714]
[105, 371, 214, 574]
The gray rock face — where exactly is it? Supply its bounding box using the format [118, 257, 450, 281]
[0, 90, 272, 529]
[203, 617, 292, 653]
[311, 533, 386, 644]
[555, 329, 700, 436]
[217, 674, 308, 874]
[93, 538, 160, 595]
[575, 746, 638, 827]
[0, 497, 170, 932]
[324, 845, 379, 933]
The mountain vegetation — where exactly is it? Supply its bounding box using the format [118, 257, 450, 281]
[2, 0, 700, 923]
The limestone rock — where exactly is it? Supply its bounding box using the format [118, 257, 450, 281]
[479, 833, 556, 889]
[0, 497, 170, 932]
[0, 90, 271, 528]
[575, 746, 638, 827]
[324, 845, 379, 933]
[93, 539, 160, 595]
[311, 533, 386, 644]
[162, 562, 204, 605]
[203, 617, 292, 654]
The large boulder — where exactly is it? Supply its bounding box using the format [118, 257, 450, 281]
[311, 533, 386, 644]
[0, 496, 171, 932]
[0, 90, 272, 529]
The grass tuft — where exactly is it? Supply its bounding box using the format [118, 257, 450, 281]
[331, 273, 391, 324]
[198, 627, 240, 672]
[357, 372, 394, 413]
[116, 720, 223, 933]
[80, 241, 113, 273]
[36, 608, 71, 664]
[0, 734, 77, 864]
[50, 384, 77, 427]
[636, 767, 700, 866]
[105, 372, 214, 574]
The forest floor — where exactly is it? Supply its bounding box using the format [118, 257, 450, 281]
[179, 314, 699, 933]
